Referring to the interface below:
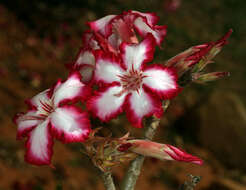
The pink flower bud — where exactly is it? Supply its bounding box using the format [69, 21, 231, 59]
[127, 140, 203, 165]
[191, 29, 232, 73]
[164, 144, 203, 165]
[165, 29, 232, 76]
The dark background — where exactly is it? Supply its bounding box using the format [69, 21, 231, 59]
[0, 0, 246, 189]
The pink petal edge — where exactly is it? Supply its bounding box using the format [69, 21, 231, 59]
[53, 71, 91, 106]
[128, 10, 159, 26]
[14, 112, 40, 140]
[94, 50, 125, 85]
[87, 15, 117, 37]
[50, 105, 91, 143]
[119, 34, 156, 70]
[124, 90, 163, 128]
[142, 64, 180, 100]
[87, 84, 126, 122]
[133, 17, 167, 46]
[25, 121, 53, 165]
[164, 144, 203, 165]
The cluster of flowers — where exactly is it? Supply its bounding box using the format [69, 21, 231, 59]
[14, 10, 231, 167]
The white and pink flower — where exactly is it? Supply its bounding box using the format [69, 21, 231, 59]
[88, 10, 167, 48]
[87, 35, 179, 128]
[14, 72, 91, 165]
[71, 10, 167, 83]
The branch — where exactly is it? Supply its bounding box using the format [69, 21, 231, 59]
[102, 171, 116, 190]
[179, 175, 201, 190]
[119, 155, 145, 190]
[120, 101, 170, 190]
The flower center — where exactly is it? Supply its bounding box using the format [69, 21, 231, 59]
[39, 99, 54, 117]
[116, 66, 146, 96]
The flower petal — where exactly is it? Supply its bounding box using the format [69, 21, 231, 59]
[74, 50, 96, 68]
[15, 111, 42, 140]
[73, 50, 96, 83]
[79, 65, 95, 84]
[88, 15, 117, 36]
[82, 30, 100, 50]
[108, 33, 122, 51]
[25, 119, 53, 165]
[53, 72, 90, 107]
[143, 64, 179, 99]
[125, 88, 163, 128]
[120, 34, 155, 70]
[94, 51, 125, 84]
[50, 105, 91, 143]
[129, 10, 159, 26]
[25, 89, 50, 110]
[164, 144, 203, 165]
[87, 84, 127, 122]
[133, 17, 167, 45]
[111, 18, 138, 44]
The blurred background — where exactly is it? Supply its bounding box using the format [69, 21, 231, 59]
[0, 0, 246, 189]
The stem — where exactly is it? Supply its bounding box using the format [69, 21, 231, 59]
[179, 175, 201, 190]
[120, 101, 170, 190]
[102, 171, 116, 190]
[120, 155, 145, 190]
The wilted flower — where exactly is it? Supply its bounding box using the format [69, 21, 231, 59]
[87, 35, 179, 128]
[14, 72, 91, 165]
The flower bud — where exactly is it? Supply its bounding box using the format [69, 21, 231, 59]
[192, 29, 232, 73]
[192, 71, 230, 83]
[165, 29, 232, 78]
[126, 139, 203, 165]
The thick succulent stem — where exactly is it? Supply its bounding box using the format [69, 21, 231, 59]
[102, 171, 116, 190]
[120, 101, 170, 190]
[120, 155, 145, 190]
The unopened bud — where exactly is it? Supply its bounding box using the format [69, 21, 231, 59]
[165, 46, 206, 76]
[165, 29, 232, 78]
[192, 71, 230, 83]
[127, 140, 203, 165]
[165, 47, 198, 68]
[192, 29, 232, 73]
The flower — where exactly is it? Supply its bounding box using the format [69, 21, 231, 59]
[120, 139, 203, 165]
[71, 10, 167, 83]
[87, 34, 179, 128]
[14, 72, 91, 165]
[87, 10, 167, 48]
